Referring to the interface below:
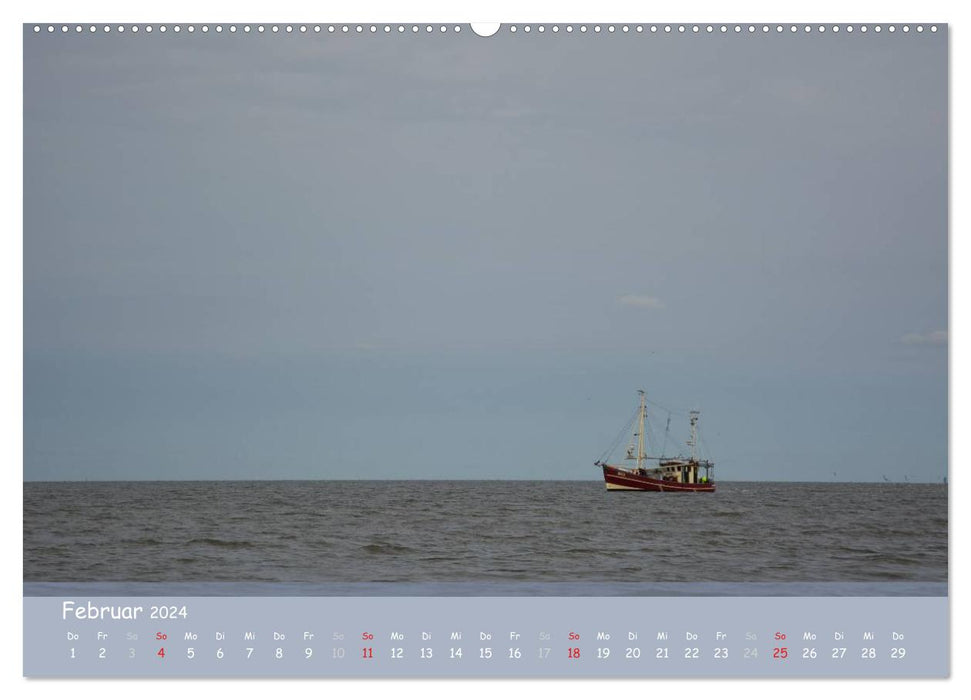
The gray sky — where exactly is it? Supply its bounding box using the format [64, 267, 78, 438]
[24, 26, 947, 481]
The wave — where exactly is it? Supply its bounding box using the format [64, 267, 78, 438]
[361, 542, 414, 554]
[187, 537, 258, 549]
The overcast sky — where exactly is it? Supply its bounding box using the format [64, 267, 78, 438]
[24, 26, 947, 481]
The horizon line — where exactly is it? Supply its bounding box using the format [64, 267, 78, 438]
[22, 477, 947, 485]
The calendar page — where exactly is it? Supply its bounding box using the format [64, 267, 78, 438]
[22, 15, 948, 681]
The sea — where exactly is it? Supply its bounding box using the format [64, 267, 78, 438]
[23, 481, 947, 589]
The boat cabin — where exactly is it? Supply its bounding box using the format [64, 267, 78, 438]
[656, 460, 712, 484]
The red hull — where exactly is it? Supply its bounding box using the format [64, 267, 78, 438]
[602, 465, 715, 492]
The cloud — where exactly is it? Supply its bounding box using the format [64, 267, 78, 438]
[899, 330, 947, 346]
[617, 295, 664, 309]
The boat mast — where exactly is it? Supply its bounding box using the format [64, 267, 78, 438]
[637, 390, 646, 471]
[687, 410, 699, 462]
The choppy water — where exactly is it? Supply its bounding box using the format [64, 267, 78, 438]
[23, 481, 947, 582]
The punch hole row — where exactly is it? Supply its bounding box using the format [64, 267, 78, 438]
[31, 24, 940, 35]
[31, 24, 465, 34]
[508, 24, 937, 34]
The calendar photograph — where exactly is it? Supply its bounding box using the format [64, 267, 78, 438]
[23, 23, 947, 594]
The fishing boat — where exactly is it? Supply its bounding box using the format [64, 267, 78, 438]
[595, 390, 715, 492]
